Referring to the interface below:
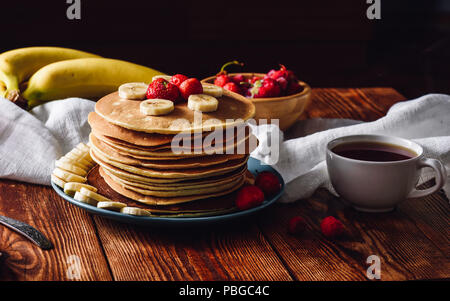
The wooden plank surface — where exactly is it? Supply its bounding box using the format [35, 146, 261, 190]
[0, 181, 112, 280]
[0, 87, 448, 280]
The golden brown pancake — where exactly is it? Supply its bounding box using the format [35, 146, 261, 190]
[88, 112, 175, 146]
[95, 90, 255, 134]
[100, 166, 245, 205]
[91, 147, 249, 179]
[90, 133, 245, 170]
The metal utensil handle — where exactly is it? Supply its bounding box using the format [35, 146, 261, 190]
[0, 215, 53, 250]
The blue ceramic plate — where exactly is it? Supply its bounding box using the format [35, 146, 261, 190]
[51, 157, 284, 226]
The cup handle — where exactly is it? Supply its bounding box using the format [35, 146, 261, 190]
[407, 157, 447, 199]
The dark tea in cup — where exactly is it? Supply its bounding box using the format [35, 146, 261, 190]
[331, 141, 417, 162]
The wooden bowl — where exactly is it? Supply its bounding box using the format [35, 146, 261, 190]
[201, 73, 311, 131]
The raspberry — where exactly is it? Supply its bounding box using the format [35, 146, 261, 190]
[255, 171, 281, 196]
[321, 216, 344, 238]
[235, 185, 265, 210]
[288, 216, 306, 234]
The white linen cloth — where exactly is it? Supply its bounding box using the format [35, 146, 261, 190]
[0, 94, 449, 203]
[0, 97, 94, 184]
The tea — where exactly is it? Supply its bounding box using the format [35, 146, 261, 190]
[332, 141, 417, 162]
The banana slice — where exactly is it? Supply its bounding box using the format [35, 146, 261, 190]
[64, 182, 97, 197]
[55, 161, 88, 177]
[118, 82, 148, 100]
[69, 148, 94, 163]
[57, 156, 91, 171]
[51, 174, 66, 188]
[79, 187, 111, 203]
[152, 75, 172, 82]
[140, 99, 174, 116]
[64, 152, 94, 167]
[74, 191, 98, 206]
[202, 83, 223, 97]
[97, 201, 127, 211]
[53, 168, 86, 183]
[76, 142, 90, 153]
[120, 207, 152, 217]
[187, 94, 219, 112]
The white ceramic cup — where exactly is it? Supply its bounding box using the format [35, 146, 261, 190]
[326, 135, 447, 212]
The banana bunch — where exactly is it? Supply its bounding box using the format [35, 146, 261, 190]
[0, 47, 164, 108]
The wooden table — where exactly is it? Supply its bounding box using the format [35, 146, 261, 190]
[0, 87, 448, 281]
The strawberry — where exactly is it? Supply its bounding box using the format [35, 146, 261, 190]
[251, 78, 281, 98]
[286, 80, 303, 95]
[288, 216, 306, 234]
[214, 74, 230, 87]
[223, 82, 241, 94]
[170, 74, 188, 87]
[231, 74, 245, 84]
[321, 216, 344, 239]
[276, 77, 288, 91]
[249, 76, 263, 84]
[235, 185, 265, 210]
[214, 61, 244, 87]
[255, 171, 281, 196]
[179, 78, 203, 100]
[146, 78, 179, 102]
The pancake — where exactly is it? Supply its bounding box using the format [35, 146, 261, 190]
[92, 132, 256, 158]
[100, 159, 248, 186]
[88, 165, 247, 214]
[95, 89, 255, 134]
[100, 167, 245, 205]
[91, 148, 249, 180]
[101, 166, 246, 191]
[111, 172, 244, 197]
[91, 124, 250, 151]
[90, 133, 245, 170]
[88, 112, 175, 146]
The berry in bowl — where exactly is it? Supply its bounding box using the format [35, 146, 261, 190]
[201, 62, 311, 131]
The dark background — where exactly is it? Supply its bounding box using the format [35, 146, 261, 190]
[2, 0, 449, 98]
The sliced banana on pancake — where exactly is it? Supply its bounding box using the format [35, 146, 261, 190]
[118, 82, 148, 100]
[53, 167, 87, 183]
[97, 201, 127, 211]
[64, 182, 97, 196]
[140, 99, 174, 116]
[51, 174, 66, 188]
[120, 207, 152, 217]
[202, 83, 223, 97]
[55, 161, 88, 177]
[188, 94, 218, 112]
[74, 191, 98, 206]
[79, 187, 111, 203]
[152, 75, 172, 82]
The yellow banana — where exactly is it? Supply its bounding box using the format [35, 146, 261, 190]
[0, 47, 100, 102]
[23, 58, 164, 108]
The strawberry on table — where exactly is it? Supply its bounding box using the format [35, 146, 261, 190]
[146, 78, 179, 102]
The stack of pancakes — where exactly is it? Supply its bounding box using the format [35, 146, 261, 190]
[87, 90, 256, 213]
